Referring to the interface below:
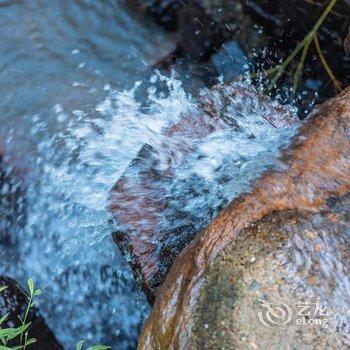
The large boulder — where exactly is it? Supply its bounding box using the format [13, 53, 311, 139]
[191, 201, 350, 349]
[110, 83, 298, 303]
[138, 87, 350, 349]
[0, 276, 63, 349]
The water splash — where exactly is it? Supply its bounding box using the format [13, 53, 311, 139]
[1, 72, 300, 347]
[0, 73, 197, 348]
[109, 76, 300, 299]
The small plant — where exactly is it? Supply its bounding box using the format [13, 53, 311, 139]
[0, 278, 112, 350]
[266, 0, 342, 93]
[76, 340, 111, 350]
[0, 278, 40, 350]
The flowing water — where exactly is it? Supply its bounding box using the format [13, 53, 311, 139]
[0, 1, 179, 347]
[0, 1, 305, 349]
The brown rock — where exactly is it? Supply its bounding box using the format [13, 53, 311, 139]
[191, 203, 350, 349]
[109, 83, 296, 303]
[0, 276, 63, 350]
[138, 87, 350, 349]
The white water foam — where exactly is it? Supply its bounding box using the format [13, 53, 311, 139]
[1, 73, 300, 348]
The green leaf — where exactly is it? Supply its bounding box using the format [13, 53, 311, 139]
[33, 289, 41, 296]
[27, 278, 34, 297]
[0, 322, 30, 341]
[0, 286, 8, 293]
[25, 338, 37, 346]
[0, 314, 9, 325]
[76, 340, 85, 350]
[5, 342, 36, 350]
[0, 345, 14, 350]
[2, 338, 37, 350]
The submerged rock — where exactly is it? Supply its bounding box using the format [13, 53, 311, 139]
[131, 1, 349, 94]
[138, 87, 350, 349]
[129, 0, 182, 31]
[129, 0, 265, 74]
[110, 83, 297, 303]
[129, 0, 228, 63]
[0, 276, 63, 349]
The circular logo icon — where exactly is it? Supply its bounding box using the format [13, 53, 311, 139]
[257, 299, 293, 328]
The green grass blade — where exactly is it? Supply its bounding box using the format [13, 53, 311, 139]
[0, 314, 9, 325]
[76, 340, 85, 350]
[0, 323, 30, 341]
[87, 346, 112, 350]
[293, 39, 312, 92]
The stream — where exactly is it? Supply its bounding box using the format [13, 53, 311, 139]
[0, 0, 327, 349]
[0, 0, 182, 347]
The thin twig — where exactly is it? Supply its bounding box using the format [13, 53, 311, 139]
[267, 0, 339, 91]
[248, 66, 280, 80]
[261, 114, 277, 128]
[267, 37, 310, 90]
[313, 34, 342, 93]
[293, 39, 312, 92]
[302, 0, 344, 17]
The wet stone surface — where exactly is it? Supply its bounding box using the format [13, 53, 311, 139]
[192, 200, 350, 349]
[130, 0, 228, 61]
[110, 82, 298, 303]
[134, 0, 350, 103]
[137, 87, 350, 349]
